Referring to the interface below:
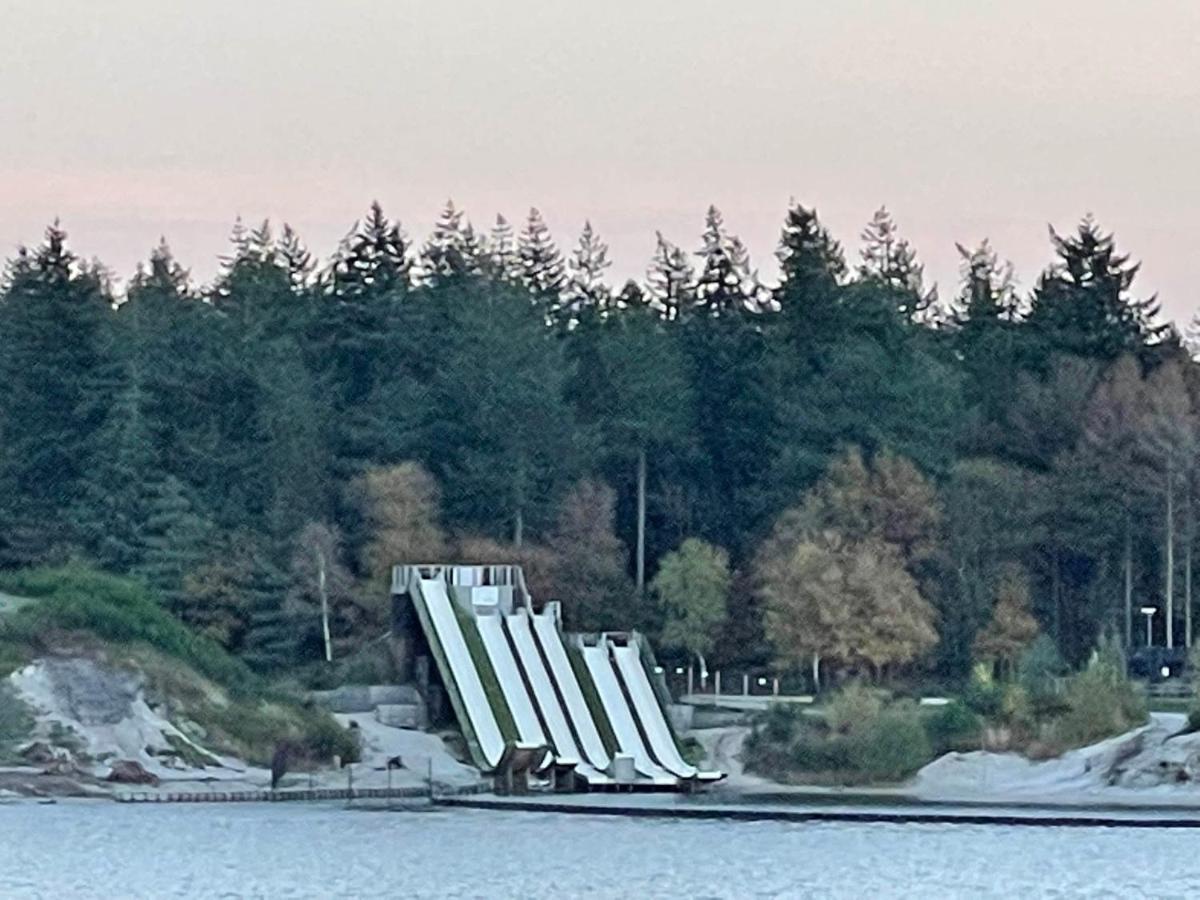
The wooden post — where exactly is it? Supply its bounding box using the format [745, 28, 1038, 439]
[773, 677, 780, 696]
[715, 671, 721, 697]
[742, 673, 749, 696]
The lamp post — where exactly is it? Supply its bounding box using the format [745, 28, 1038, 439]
[1140, 606, 1157, 648]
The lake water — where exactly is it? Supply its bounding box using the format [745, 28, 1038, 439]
[2, 802, 1199, 898]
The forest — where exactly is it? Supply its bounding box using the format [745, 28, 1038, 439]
[0, 199, 1193, 687]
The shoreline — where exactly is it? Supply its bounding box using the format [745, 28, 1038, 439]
[433, 792, 1200, 828]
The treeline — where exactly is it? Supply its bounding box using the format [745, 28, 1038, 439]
[0, 200, 1192, 682]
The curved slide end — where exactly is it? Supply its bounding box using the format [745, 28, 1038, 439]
[582, 644, 676, 786]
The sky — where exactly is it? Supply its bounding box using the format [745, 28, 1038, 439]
[1, 0, 1198, 322]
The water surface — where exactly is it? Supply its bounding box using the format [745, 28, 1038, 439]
[2, 802, 1197, 898]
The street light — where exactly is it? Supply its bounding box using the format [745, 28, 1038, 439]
[1140, 606, 1157, 647]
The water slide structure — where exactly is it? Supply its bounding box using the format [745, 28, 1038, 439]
[394, 564, 722, 792]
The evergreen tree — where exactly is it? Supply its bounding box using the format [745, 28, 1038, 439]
[952, 240, 1033, 449]
[484, 214, 521, 283]
[277, 223, 315, 294]
[136, 475, 213, 614]
[694, 206, 760, 317]
[557, 220, 612, 328]
[1026, 216, 1165, 361]
[858, 206, 934, 321]
[518, 207, 566, 309]
[0, 224, 119, 566]
[326, 201, 411, 298]
[420, 200, 483, 285]
[72, 376, 154, 572]
[645, 232, 694, 322]
[773, 200, 845, 330]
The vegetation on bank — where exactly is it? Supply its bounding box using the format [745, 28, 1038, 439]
[0, 203, 1194, 696]
[0, 566, 358, 766]
[744, 637, 1148, 785]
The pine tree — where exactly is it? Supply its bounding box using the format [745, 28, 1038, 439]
[952, 240, 1033, 449]
[420, 200, 482, 285]
[277, 223, 315, 294]
[694, 206, 759, 318]
[645, 232, 694, 322]
[484, 214, 521, 283]
[72, 375, 155, 572]
[858, 206, 934, 321]
[1026, 216, 1166, 361]
[326, 202, 411, 298]
[775, 200, 845, 296]
[136, 475, 213, 614]
[557, 220, 612, 328]
[0, 223, 120, 566]
[518, 207, 566, 308]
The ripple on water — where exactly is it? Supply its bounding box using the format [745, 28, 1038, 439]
[2, 803, 1200, 899]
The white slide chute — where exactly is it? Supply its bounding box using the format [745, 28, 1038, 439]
[418, 578, 506, 769]
[505, 612, 610, 785]
[612, 644, 713, 781]
[582, 643, 675, 785]
[532, 613, 612, 772]
[475, 613, 547, 751]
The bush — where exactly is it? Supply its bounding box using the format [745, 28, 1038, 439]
[825, 681, 885, 735]
[758, 702, 804, 744]
[963, 663, 1003, 717]
[1019, 634, 1066, 700]
[846, 702, 931, 782]
[297, 708, 361, 764]
[746, 685, 938, 784]
[1051, 653, 1146, 750]
[924, 700, 981, 754]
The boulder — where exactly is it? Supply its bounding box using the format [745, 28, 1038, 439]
[374, 703, 425, 729]
[19, 742, 58, 765]
[105, 760, 159, 786]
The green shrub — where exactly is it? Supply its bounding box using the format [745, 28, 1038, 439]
[846, 702, 931, 782]
[758, 702, 804, 744]
[297, 709, 361, 764]
[825, 681, 885, 735]
[790, 731, 851, 773]
[1051, 653, 1147, 750]
[924, 700, 981, 753]
[1019, 634, 1066, 701]
[963, 663, 1003, 717]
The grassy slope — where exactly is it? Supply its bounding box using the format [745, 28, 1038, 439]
[0, 565, 355, 766]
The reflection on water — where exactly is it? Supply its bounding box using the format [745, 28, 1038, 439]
[2, 802, 1199, 898]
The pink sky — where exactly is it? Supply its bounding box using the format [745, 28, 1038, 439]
[2, 1, 1198, 322]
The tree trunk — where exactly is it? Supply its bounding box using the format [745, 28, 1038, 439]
[513, 507, 524, 549]
[1123, 514, 1133, 649]
[1167, 463, 1175, 649]
[636, 446, 647, 596]
[1187, 482, 1194, 649]
[316, 547, 332, 664]
[811, 653, 821, 693]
